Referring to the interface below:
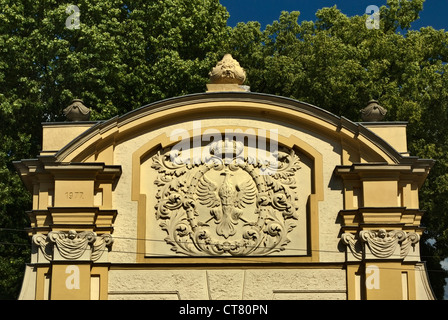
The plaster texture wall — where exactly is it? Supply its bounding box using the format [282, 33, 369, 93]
[108, 268, 346, 300]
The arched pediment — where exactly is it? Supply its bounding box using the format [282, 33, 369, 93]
[53, 92, 406, 165]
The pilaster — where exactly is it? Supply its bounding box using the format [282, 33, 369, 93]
[336, 162, 433, 300]
[15, 159, 121, 299]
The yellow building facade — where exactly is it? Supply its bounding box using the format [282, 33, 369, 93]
[14, 56, 436, 300]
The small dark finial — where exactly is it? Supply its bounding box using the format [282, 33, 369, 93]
[361, 100, 387, 122]
[63, 99, 91, 121]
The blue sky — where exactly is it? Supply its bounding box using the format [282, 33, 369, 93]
[220, 0, 448, 31]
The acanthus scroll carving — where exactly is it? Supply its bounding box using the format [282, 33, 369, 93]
[341, 229, 420, 260]
[151, 140, 301, 256]
[32, 233, 53, 261]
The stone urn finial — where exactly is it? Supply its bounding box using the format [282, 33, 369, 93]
[361, 100, 387, 122]
[63, 99, 91, 121]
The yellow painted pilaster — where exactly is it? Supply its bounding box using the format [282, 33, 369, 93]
[35, 266, 50, 300]
[91, 266, 109, 300]
[346, 263, 363, 300]
[364, 262, 404, 300]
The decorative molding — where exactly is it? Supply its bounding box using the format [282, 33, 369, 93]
[415, 262, 436, 300]
[49, 230, 96, 260]
[151, 140, 301, 256]
[42, 91, 429, 165]
[341, 229, 420, 260]
[108, 291, 181, 300]
[32, 233, 53, 261]
[32, 230, 113, 261]
[400, 231, 420, 258]
[91, 233, 114, 262]
[341, 232, 363, 260]
[360, 229, 406, 259]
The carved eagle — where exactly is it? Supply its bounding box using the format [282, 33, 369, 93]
[196, 169, 257, 239]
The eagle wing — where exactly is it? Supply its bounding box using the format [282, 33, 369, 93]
[235, 178, 257, 209]
[196, 174, 221, 208]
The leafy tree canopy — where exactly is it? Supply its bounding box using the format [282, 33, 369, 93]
[1, 0, 447, 299]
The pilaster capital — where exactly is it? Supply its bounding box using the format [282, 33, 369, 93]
[32, 230, 113, 263]
[341, 229, 420, 261]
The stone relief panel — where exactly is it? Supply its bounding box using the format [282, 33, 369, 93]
[32, 230, 113, 262]
[141, 138, 312, 257]
[341, 229, 420, 260]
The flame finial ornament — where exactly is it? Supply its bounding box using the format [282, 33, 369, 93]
[209, 54, 246, 85]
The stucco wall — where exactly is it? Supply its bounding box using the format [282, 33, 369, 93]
[108, 268, 346, 300]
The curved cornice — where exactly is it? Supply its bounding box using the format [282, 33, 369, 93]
[50, 92, 423, 165]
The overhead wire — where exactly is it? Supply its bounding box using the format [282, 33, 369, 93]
[0, 226, 441, 255]
[1, 238, 445, 274]
[1, 227, 447, 271]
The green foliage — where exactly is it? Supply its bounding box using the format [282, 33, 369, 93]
[0, 0, 230, 299]
[1, 0, 448, 299]
[0, 0, 230, 121]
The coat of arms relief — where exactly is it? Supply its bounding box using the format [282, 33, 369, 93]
[150, 139, 302, 256]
